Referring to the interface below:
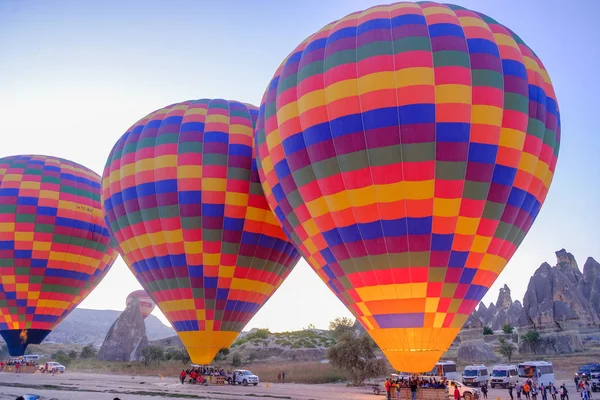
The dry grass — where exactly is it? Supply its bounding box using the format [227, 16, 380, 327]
[244, 361, 349, 384]
[68, 359, 349, 384]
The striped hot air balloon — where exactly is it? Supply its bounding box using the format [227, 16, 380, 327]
[102, 99, 301, 365]
[0, 155, 118, 356]
[255, 2, 560, 372]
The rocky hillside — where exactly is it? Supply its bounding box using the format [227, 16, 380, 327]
[0, 308, 174, 348]
[152, 328, 337, 363]
[467, 249, 600, 330]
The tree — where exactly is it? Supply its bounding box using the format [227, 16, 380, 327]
[329, 317, 355, 340]
[522, 330, 541, 354]
[483, 326, 493, 335]
[0, 344, 8, 359]
[498, 338, 516, 362]
[55, 351, 72, 366]
[79, 345, 97, 359]
[165, 348, 188, 363]
[68, 350, 78, 360]
[231, 353, 242, 367]
[327, 331, 386, 386]
[502, 324, 514, 334]
[141, 346, 165, 365]
[214, 348, 230, 361]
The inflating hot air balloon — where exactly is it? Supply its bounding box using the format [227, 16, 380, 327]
[255, 2, 560, 373]
[102, 98, 301, 364]
[127, 290, 156, 319]
[0, 155, 118, 356]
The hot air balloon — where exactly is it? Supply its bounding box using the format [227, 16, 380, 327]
[127, 290, 156, 319]
[0, 155, 118, 356]
[102, 98, 301, 364]
[255, 2, 560, 373]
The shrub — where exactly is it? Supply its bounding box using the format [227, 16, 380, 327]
[483, 326, 493, 335]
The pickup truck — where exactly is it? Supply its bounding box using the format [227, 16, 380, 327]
[226, 369, 259, 386]
[591, 371, 600, 392]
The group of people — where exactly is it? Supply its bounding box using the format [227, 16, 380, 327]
[0, 360, 37, 373]
[574, 376, 594, 400]
[178, 367, 227, 385]
[476, 379, 572, 400]
[276, 370, 286, 383]
[384, 377, 446, 400]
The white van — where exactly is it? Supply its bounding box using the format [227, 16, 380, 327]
[518, 361, 555, 386]
[22, 355, 40, 363]
[423, 361, 460, 381]
[462, 365, 490, 387]
[490, 364, 518, 388]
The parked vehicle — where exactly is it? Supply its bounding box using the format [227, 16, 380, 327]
[490, 365, 518, 388]
[518, 361, 554, 386]
[446, 380, 481, 400]
[43, 362, 65, 373]
[591, 371, 600, 392]
[577, 363, 600, 379]
[22, 355, 40, 363]
[462, 365, 489, 387]
[423, 361, 460, 381]
[226, 369, 259, 386]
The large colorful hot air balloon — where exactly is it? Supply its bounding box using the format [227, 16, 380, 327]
[255, 2, 560, 372]
[102, 99, 301, 364]
[127, 289, 156, 319]
[0, 155, 118, 356]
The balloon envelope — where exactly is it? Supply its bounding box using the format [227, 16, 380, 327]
[0, 155, 118, 356]
[126, 289, 156, 319]
[255, 2, 560, 372]
[102, 99, 301, 364]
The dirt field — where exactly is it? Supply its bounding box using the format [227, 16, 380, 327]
[0, 371, 582, 400]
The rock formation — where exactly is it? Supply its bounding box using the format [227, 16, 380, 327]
[521, 249, 600, 327]
[97, 297, 149, 361]
[465, 285, 523, 330]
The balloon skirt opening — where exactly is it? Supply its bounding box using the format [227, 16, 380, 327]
[0, 329, 52, 357]
[179, 331, 239, 365]
[369, 327, 460, 373]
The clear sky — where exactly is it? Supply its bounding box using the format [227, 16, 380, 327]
[1, 0, 598, 332]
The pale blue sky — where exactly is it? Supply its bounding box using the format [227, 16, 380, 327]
[1, 0, 598, 331]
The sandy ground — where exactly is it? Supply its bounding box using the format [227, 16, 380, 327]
[0, 371, 581, 400]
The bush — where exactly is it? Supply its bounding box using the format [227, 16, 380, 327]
[68, 350, 78, 360]
[329, 317, 355, 341]
[483, 326, 493, 335]
[498, 338, 516, 362]
[80, 345, 97, 359]
[522, 330, 541, 354]
[232, 354, 242, 367]
[141, 346, 165, 366]
[502, 324, 514, 334]
[55, 351, 72, 366]
[327, 331, 386, 386]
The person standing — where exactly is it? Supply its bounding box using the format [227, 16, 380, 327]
[509, 382, 515, 400]
[517, 381, 523, 400]
[179, 370, 187, 384]
[550, 384, 558, 400]
[481, 382, 488, 399]
[411, 379, 418, 400]
[453, 383, 460, 400]
[282, 371, 286, 384]
[585, 381, 591, 400]
[385, 378, 392, 400]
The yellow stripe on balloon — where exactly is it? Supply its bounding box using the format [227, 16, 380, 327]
[499, 127, 526, 150]
[356, 283, 427, 302]
[435, 85, 472, 104]
[230, 278, 274, 296]
[160, 299, 195, 313]
[395, 68, 435, 88]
